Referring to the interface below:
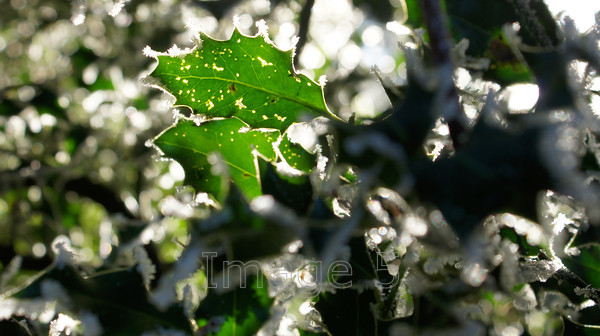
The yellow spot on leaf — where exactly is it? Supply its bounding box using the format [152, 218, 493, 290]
[235, 98, 247, 109]
[257, 57, 272, 67]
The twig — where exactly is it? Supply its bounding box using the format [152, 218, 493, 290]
[295, 0, 315, 69]
[554, 268, 600, 307]
[419, 0, 467, 148]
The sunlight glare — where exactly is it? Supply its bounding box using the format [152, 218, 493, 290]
[503, 84, 539, 113]
[544, 0, 598, 32]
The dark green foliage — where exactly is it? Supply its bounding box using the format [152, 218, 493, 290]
[196, 275, 272, 336]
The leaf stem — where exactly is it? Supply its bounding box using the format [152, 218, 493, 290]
[419, 0, 467, 148]
[554, 268, 600, 307]
[295, 0, 316, 69]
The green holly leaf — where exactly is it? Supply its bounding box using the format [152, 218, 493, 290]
[147, 27, 338, 131]
[153, 117, 278, 201]
[146, 26, 339, 201]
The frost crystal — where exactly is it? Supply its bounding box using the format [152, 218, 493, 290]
[574, 285, 596, 299]
[166, 44, 194, 58]
[143, 45, 158, 58]
[49, 313, 80, 336]
[518, 258, 562, 283]
[51, 235, 77, 268]
[256, 19, 270, 39]
[109, 0, 129, 17]
[134, 246, 157, 290]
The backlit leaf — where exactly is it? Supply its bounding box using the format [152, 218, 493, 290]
[147, 27, 339, 131]
[153, 117, 278, 201]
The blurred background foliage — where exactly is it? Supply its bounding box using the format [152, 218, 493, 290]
[2, 0, 600, 335]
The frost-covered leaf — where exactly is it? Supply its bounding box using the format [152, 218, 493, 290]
[7, 265, 192, 335]
[147, 26, 335, 201]
[194, 189, 301, 264]
[147, 27, 337, 131]
[153, 117, 278, 201]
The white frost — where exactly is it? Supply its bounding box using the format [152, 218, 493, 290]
[134, 246, 157, 290]
[143, 45, 158, 58]
[51, 235, 77, 268]
[166, 44, 194, 58]
[256, 19, 270, 39]
[49, 313, 80, 336]
[286, 123, 318, 154]
[109, 0, 129, 17]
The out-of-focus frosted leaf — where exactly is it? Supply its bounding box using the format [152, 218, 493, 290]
[9, 265, 192, 335]
[194, 188, 300, 264]
[153, 118, 278, 201]
[148, 28, 337, 131]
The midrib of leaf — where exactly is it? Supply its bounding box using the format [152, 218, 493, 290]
[156, 72, 330, 116]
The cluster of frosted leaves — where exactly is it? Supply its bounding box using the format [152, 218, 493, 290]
[146, 27, 336, 202]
